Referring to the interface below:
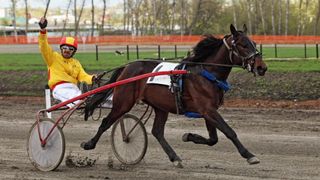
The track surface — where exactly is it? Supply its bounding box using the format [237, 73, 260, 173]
[0, 97, 319, 179]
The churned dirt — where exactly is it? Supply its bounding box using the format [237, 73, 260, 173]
[0, 96, 319, 180]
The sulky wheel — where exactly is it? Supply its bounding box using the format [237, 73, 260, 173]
[27, 118, 65, 171]
[111, 114, 148, 165]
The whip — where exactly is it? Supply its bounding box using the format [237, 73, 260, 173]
[43, 0, 51, 17]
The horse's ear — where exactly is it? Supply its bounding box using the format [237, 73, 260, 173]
[243, 24, 247, 34]
[230, 24, 239, 36]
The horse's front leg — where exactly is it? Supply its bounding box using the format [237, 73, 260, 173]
[182, 120, 218, 146]
[152, 108, 183, 168]
[204, 110, 260, 165]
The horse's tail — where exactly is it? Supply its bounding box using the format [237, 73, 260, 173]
[84, 67, 124, 120]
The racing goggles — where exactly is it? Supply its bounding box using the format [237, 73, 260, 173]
[61, 45, 76, 52]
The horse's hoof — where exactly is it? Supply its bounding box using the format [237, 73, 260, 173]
[80, 141, 95, 150]
[247, 156, 260, 165]
[173, 161, 184, 168]
[182, 133, 190, 142]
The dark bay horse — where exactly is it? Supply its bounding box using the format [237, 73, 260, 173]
[82, 24, 267, 167]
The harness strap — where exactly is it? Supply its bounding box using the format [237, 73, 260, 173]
[185, 112, 202, 118]
[200, 70, 231, 92]
[171, 64, 186, 115]
[223, 38, 233, 64]
[223, 38, 231, 50]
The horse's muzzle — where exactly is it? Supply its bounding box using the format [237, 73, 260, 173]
[256, 66, 267, 76]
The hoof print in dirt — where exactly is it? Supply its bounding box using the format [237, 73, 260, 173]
[65, 154, 98, 168]
[107, 158, 114, 169]
[119, 164, 128, 171]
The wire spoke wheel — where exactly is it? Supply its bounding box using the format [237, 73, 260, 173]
[111, 114, 148, 165]
[27, 118, 65, 171]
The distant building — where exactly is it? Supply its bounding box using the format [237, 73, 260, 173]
[47, 14, 76, 25]
[0, 8, 10, 18]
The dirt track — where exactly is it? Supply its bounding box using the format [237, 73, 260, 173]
[0, 97, 319, 180]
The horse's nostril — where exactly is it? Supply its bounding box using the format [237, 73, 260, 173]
[256, 66, 267, 76]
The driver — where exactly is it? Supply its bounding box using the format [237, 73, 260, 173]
[38, 17, 96, 107]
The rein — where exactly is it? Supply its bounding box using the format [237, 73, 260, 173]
[179, 61, 242, 68]
[133, 59, 243, 69]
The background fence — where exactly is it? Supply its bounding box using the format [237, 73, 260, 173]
[1, 35, 320, 60]
[95, 44, 320, 61]
[2, 35, 320, 45]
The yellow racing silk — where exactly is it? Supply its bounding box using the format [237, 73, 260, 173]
[38, 32, 93, 89]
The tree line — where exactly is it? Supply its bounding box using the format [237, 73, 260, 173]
[7, 0, 320, 36]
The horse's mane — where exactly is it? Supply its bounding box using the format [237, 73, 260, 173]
[183, 34, 230, 62]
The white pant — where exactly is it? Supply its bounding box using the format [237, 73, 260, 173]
[52, 83, 82, 108]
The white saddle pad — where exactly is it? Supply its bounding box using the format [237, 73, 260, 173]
[147, 62, 179, 86]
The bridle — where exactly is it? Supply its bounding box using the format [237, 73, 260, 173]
[223, 36, 261, 73]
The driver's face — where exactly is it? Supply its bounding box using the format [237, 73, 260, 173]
[60, 45, 75, 59]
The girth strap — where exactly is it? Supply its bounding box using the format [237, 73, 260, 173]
[171, 67, 231, 119]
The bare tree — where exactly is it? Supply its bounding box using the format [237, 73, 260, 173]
[152, 1, 158, 35]
[75, 0, 86, 36]
[171, 0, 176, 33]
[123, 0, 127, 33]
[285, 0, 290, 35]
[74, 0, 77, 29]
[232, 0, 237, 29]
[271, 0, 275, 35]
[24, 0, 29, 34]
[297, 0, 303, 35]
[258, 0, 266, 35]
[187, 0, 203, 35]
[246, 0, 252, 35]
[301, 0, 309, 35]
[135, 0, 143, 35]
[139, 0, 151, 35]
[278, 0, 282, 35]
[126, 0, 133, 33]
[23, 0, 319, 36]
[101, 0, 106, 35]
[124, 0, 143, 36]
[314, 0, 320, 35]
[91, 0, 95, 37]
[62, 0, 72, 36]
[11, 0, 17, 40]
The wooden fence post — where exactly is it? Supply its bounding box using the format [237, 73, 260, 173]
[126, 45, 129, 61]
[136, 45, 139, 59]
[95, 45, 98, 61]
[175, 45, 177, 58]
[158, 45, 161, 59]
[316, 44, 319, 59]
[304, 43, 307, 58]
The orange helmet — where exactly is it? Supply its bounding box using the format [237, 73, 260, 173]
[60, 37, 78, 50]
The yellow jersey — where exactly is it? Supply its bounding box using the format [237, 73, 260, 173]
[38, 32, 93, 89]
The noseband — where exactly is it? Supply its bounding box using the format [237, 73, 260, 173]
[223, 37, 261, 72]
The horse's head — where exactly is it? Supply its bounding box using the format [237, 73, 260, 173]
[224, 24, 267, 76]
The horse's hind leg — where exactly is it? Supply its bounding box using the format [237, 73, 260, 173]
[81, 108, 128, 150]
[81, 90, 136, 150]
[151, 108, 183, 168]
[205, 110, 260, 164]
[182, 120, 218, 146]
